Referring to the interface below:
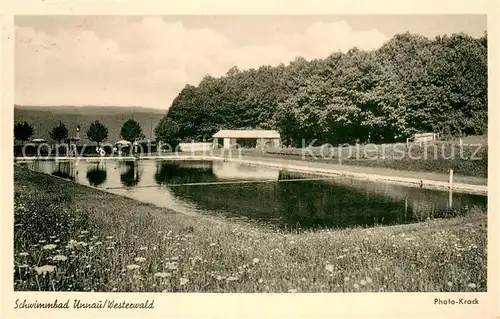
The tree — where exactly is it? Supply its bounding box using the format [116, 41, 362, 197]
[120, 119, 145, 143]
[155, 117, 180, 150]
[165, 31, 487, 144]
[49, 121, 69, 143]
[86, 120, 108, 147]
[14, 121, 34, 144]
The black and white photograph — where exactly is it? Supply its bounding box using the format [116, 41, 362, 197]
[3, 2, 498, 317]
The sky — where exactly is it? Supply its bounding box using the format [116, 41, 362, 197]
[15, 15, 486, 110]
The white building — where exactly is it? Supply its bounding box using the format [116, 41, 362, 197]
[212, 129, 281, 149]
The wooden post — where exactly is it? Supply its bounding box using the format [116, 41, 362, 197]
[448, 169, 454, 209]
[449, 169, 454, 190]
[405, 197, 408, 220]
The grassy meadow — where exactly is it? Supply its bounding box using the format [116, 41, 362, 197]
[14, 166, 487, 293]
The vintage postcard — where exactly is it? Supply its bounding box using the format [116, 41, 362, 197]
[1, 0, 499, 318]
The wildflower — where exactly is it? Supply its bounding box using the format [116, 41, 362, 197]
[139, 246, 148, 251]
[471, 244, 478, 249]
[34, 265, 56, 275]
[337, 255, 344, 260]
[353, 283, 360, 289]
[377, 250, 382, 254]
[301, 277, 307, 282]
[447, 282, 453, 287]
[289, 241, 295, 244]
[43, 244, 57, 250]
[344, 277, 350, 282]
[366, 277, 373, 284]
[325, 264, 334, 273]
[126, 264, 140, 270]
[288, 289, 297, 293]
[19, 252, 28, 257]
[216, 275, 223, 281]
[134, 257, 146, 263]
[106, 236, 113, 240]
[226, 276, 239, 281]
[258, 278, 264, 283]
[112, 288, 117, 292]
[374, 267, 381, 272]
[166, 262, 178, 270]
[52, 255, 68, 261]
[252, 258, 260, 264]
[360, 280, 367, 286]
[66, 239, 78, 247]
[154, 272, 171, 278]
[180, 278, 189, 286]
[467, 283, 477, 289]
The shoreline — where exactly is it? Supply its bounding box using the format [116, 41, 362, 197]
[13, 166, 488, 292]
[14, 154, 488, 195]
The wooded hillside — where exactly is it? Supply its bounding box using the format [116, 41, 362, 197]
[165, 32, 487, 146]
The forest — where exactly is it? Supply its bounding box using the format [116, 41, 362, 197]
[165, 32, 487, 147]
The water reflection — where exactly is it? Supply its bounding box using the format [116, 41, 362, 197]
[52, 161, 75, 180]
[212, 161, 280, 180]
[120, 161, 140, 187]
[154, 161, 216, 185]
[86, 163, 107, 187]
[18, 159, 488, 230]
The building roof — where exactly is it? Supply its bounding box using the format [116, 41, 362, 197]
[115, 140, 132, 145]
[213, 129, 280, 139]
[31, 138, 47, 143]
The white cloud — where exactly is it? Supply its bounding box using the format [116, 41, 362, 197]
[15, 18, 388, 109]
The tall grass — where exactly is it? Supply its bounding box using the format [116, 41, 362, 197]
[13, 167, 487, 292]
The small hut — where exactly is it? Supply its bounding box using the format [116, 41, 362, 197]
[212, 130, 281, 149]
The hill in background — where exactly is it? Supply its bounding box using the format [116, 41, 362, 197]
[14, 105, 166, 144]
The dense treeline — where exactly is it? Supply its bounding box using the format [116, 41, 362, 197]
[166, 32, 487, 146]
